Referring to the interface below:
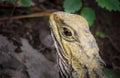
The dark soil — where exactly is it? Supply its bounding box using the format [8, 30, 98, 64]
[0, 0, 120, 78]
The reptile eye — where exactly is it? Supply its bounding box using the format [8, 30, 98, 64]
[61, 26, 77, 41]
[62, 27, 72, 36]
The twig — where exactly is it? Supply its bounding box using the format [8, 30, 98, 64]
[0, 10, 55, 21]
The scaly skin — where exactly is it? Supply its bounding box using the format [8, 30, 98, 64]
[49, 12, 106, 78]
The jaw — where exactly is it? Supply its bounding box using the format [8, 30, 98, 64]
[55, 40, 105, 78]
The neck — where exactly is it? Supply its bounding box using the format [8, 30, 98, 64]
[56, 48, 106, 78]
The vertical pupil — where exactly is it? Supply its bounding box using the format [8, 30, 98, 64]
[62, 27, 72, 36]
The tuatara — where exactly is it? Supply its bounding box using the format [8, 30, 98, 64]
[49, 12, 107, 78]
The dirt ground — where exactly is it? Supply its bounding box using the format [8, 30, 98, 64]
[0, 0, 120, 78]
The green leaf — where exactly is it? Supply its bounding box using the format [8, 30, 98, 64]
[103, 67, 117, 78]
[20, 0, 32, 7]
[96, 31, 106, 38]
[96, 0, 120, 11]
[80, 7, 96, 26]
[29, 35, 33, 41]
[63, 0, 82, 13]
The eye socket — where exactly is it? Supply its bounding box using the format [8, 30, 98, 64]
[60, 26, 77, 41]
[62, 27, 72, 36]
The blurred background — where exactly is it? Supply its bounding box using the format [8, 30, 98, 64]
[0, 0, 120, 78]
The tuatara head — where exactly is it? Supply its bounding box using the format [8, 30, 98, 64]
[49, 12, 106, 78]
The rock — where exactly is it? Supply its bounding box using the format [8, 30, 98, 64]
[0, 35, 27, 78]
[39, 29, 55, 49]
[21, 38, 58, 78]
